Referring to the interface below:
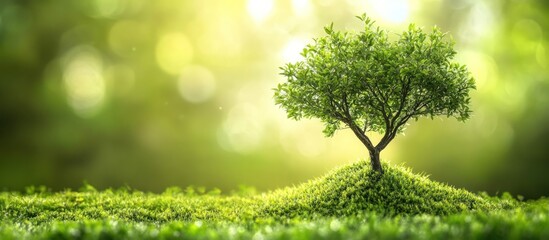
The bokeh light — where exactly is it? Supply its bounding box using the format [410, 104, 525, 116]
[219, 102, 264, 153]
[177, 65, 216, 103]
[156, 32, 194, 75]
[62, 46, 105, 117]
[1, 0, 549, 199]
[89, 0, 126, 18]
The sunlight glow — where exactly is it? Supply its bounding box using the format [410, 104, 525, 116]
[282, 38, 308, 63]
[195, 17, 243, 59]
[371, 0, 410, 24]
[247, 0, 274, 24]
[291, 0, 312, 17]
[156, 32, 193, 75]
[218, 103, 264, 153]
[278, 119, 326, 158]
[457, 51, 498, 92]
[217, 82, 274, 154]
[178, 65, 216, 103]
[63, 46, 105, 117]
[460, 2, 495, 41]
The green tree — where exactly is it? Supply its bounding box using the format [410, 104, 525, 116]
[274, 14, 475, 174]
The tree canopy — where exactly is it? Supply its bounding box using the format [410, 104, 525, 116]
[274, 14, 476, 173]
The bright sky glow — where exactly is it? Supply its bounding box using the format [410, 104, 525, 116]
[282, 38, 308, 63]
[460, 1, 495, 41]
[247, 0, 274, 23]
[371, 0, 410, 24]
[291, 0, 312, 16]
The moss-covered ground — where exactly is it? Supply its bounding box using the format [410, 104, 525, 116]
[1, 161, 548, 239]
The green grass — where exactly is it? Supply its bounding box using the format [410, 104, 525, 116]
[1, 161, 548, 239]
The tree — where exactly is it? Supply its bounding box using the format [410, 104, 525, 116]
[274, 14, 475, 174]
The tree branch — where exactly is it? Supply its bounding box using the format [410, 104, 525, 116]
[362, 81, 390, 132]
[348, 121, 376, 151]
[341, 92, 376, 151]
[376, 114, 412, 151]
[376, 75, 411, 151]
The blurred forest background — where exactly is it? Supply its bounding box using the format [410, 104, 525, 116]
[1, 0, 548, 198]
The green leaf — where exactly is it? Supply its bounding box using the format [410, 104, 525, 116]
[273, 12, 475, 156]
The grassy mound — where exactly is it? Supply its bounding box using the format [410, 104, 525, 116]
[3, 161, 544, 239]
[258, 161, 513, 219]
[1, 161, 515, 225]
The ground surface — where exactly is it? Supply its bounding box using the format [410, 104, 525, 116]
[1, 162, 548, 239]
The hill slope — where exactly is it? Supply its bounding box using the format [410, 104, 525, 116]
[0, 161, 542, 239]
[258, 161, 514, 219]
[1, 161, 515, 223]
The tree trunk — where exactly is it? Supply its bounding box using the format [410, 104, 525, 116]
[369, 149, 384, 174]
[347, 123, 384, 174]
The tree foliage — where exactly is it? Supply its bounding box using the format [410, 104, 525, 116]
[274, 14, 475, 173]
